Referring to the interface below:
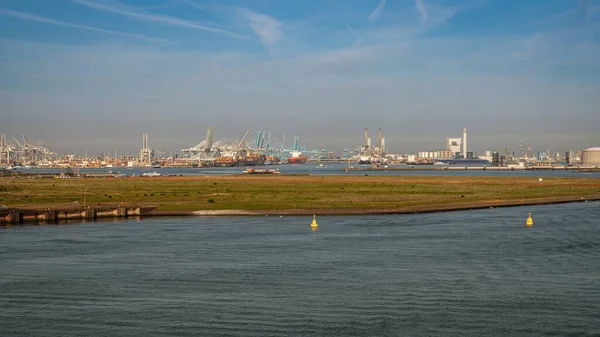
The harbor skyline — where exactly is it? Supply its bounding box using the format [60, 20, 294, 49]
[0, 128, 597, 160]
[2, 0, 599, 152]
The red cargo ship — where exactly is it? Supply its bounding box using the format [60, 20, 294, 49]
[287, 151, 308, 164]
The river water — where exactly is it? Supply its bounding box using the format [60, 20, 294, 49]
[1, 202, 599, 336]
[12, 163, 600, 178]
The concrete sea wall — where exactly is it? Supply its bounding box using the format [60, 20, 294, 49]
[0, 206, 155, 224]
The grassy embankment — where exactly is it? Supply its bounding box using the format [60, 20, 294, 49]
[1, 175, 599, 214]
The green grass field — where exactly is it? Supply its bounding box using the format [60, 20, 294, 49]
[1, 175, 599, 212]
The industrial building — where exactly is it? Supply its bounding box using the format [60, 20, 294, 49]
[446, 137, 461, 157]
[565, 151, 573, 165]
[417, 127, 474, 162]
[582, 147, 600, 166]
[492, 152, 501, 166]
[359, 128, 386, 163]
[445, 128, 468, 159]
[418, 149, 453, 160]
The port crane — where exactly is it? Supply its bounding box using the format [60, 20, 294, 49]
[245, 131, 307, 160]
[234, 130, 250, 151]
[11, 133, 52, 164]
[181, 126, 223, 162]
[228, 130, 250, 156]
[182, 127, 309, 163]
[0, 133, 13, 164]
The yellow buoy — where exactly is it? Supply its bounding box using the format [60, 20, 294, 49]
[310, 215, 318, 229]
[526, 213, 534, 227]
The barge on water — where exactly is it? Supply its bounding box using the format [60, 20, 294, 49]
[242, 168, 280, 175]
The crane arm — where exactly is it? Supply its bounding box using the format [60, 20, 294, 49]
[13, 137, 24, 149]
[237, 130, 250, 150]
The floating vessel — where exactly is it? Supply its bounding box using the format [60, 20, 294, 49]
[358, 156, 371, 165]
[287, 151, 307, 164]
[215, 153, 266, 167]
[141, 171, 162, 177]
[433, 161, 450, 169]
[265, 156, 280, 165]
[243, 168, 280, 175]
[436, 159, 491, 166]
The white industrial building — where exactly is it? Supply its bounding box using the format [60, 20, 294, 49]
[582, 147, 600, 166]
[446, 137, 462, 157]
[445, 128, 467, 159]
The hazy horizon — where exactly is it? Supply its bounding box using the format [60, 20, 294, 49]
[2, 0, 600, 154]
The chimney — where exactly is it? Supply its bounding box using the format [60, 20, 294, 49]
[462, 128, 467, 159]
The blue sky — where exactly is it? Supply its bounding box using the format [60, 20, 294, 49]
[1, 0, 599, 154]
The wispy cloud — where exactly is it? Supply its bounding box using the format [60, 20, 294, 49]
[368, 0, 388, 23]
[243, 9, 283, 45]
[414, 0, 428, 24]
[346, 25, 363, 47]
[0, 8, 166, 42]
[179, 0, 204, 11]
[71, 0, 249, 39]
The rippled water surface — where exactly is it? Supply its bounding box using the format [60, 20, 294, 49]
[1, 202, 600, 336]
[15, 164, 600, 178]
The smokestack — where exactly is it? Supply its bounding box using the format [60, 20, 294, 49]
[378, 128, 382, 152]
[143, 133, 148, 149]
[462, 128, 467, 159]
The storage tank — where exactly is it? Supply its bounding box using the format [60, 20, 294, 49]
[582, 147, 600, 166]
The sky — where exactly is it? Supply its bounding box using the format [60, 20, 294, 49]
[1, 0, 600, 155]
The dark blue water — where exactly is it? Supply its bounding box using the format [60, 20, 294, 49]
[1, 202, 600, 336]
[14, 163, 600, 178]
